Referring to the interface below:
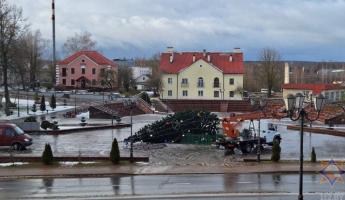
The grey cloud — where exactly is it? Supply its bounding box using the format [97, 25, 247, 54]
[12, 0, 345, 60]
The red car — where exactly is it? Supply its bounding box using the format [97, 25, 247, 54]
[0, 123, 33, 150]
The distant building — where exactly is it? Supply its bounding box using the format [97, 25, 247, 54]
[57, 51, 117, 89]
[113, 58, 135, 68]
[159, 48, 244, 100]
[282, 83, 345, 103]
[131, 66, 152, 90]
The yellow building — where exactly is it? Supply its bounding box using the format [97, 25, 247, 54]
[160, 48, 244, 100]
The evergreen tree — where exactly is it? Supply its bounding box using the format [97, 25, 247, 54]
[271, 140, 281, 162]
[110, 138, 120, 164]
[140, 92, 151, 105]
[40, 95, 46, 112]
[31, 103, 37, 113]
[50, 94, 56, 110]
[311, 147, 317, 163]
[42, 143, 54, 165]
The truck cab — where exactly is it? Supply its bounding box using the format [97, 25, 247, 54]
[0, 123, 33, 150]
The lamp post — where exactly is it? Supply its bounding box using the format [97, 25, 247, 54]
[26, 88, 29, 115]
[250, 96, 267, 162]
[74, 81, 78, 116]
[285, 93, 325, 200]
[124, 98, 135, 163]
[17, 87, 20, 117]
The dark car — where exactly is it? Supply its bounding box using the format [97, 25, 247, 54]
[0, 123, 33, 150]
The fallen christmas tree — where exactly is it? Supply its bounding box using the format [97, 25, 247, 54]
[125, 110, 219, 144]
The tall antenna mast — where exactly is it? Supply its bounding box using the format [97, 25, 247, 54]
[52, 0, 57, 84]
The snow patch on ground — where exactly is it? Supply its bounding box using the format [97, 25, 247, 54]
[0, 162, 29, 167]
[0, 98, 74, 120]
[59, 161, 97, 166]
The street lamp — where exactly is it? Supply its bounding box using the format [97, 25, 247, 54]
[124, 98, 135, 163]
[250, 96, 267, 162]
[74, 80, 79, 116]
[285, 93, 325, 200]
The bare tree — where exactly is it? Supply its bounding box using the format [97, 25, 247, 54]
[0, 0, 26, 115]
[99, 69, 117, 90]
[258, 48, 282, 97]
[118, 67, 134, 92]
[145, 54, 162, 95]
[63, 31, 96, 55]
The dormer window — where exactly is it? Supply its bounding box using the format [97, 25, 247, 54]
[229, 55, 233, 62]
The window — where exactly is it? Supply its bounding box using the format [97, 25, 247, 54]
[182, 90, 188, 96]
[198, 90, 203, 96]
[197, 77, 204, 87]
[213, 77, 220, 88]
[168, 78, 172, 84]
[62, 68, 67, 77]
[82, 68, 86, 74]
[229, 91, 235, 97]
[214, 91, 219, 97]
[181, 78, 188, 84]
[168, 90, 172, 96]
[71, 68, 75, 74]
[331, 92, 334, 101]
[336, 91, 340, 100]
[71, 79, 75, 85]
[92, 68, 96, 75]
[325, 92, 329, 100]
[62, 79, 66, 85]
[229, 78, 234, 85]
[92, 79, 97, 85]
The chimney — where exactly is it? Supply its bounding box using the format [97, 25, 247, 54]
[203, 49, 206, 57]
[169, 53, 174, 63]
[192, 54, 196, 62]
[207, 54, 211, 62]
[284, 62, 290, 84]
[229, 55, 233, 62]
[166, 46, 174, 53]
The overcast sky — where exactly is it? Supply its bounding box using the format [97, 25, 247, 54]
[12, 0, 345, 61]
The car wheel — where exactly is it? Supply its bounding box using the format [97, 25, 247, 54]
[11, 143, 23, 151]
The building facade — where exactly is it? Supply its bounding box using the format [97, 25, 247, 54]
[56, 51, 117, 89]
[160, 48, 244, 100]
[282, 83, 345, 103]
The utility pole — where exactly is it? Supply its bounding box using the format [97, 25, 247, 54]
[52, 0, 56, 84]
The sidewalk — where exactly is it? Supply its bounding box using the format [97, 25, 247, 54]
[0, 162, 324, 179]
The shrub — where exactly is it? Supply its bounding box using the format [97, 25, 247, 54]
[50, 94, 56, 110]
[40, 95, 46, 112]
[31, 104, 37, 113]
[271, 140, 281, 162]
[42, 143, 54, 165]
[110, 138, 120, 164]
[24, 116, 37, 122]
[140, 92, 151, 105]
[311, 147, 317, 163]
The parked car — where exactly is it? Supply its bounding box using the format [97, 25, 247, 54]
[0, 123, 33, 150]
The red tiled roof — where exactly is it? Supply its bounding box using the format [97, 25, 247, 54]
[282, 83, 345, 94]
[58, 51, 116, 67]
[159, 52, 244, 74]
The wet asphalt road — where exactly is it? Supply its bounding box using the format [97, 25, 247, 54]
[2, 115, 345, 160]
[0, 174, 343, 200]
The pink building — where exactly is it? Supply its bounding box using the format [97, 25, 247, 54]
[56, 51, 117, 89]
